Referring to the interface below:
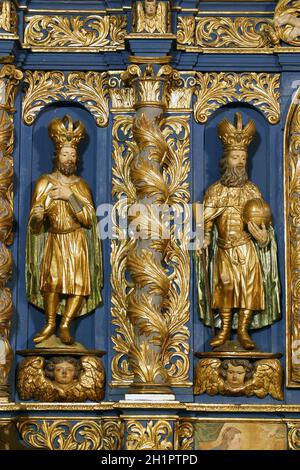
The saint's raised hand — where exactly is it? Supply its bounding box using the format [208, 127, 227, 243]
[49, 185, 73, 201]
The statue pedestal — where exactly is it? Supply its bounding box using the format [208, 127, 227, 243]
[16, 346, 106, 403]
[194, 350, 283, 400]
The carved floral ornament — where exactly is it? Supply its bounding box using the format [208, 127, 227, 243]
[17, 419, 124, 450]
[177, 16, 279, 50]
[23, 14, 127, 51]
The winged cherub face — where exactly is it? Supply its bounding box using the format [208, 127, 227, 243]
[53, 361, 76, 385]
[145, 0, 157, 17]
[226, 364, 247, 387]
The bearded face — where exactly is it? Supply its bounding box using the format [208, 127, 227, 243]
[55, 146, 78, 176]
[220, 149, 248, 187]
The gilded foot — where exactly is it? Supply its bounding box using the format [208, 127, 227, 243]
[210, 333, 229, 349]
[238, 333, 256, 350]
[59, 326, 74, 345]
[33, 324, 56, 344]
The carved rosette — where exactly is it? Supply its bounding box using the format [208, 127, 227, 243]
[17, 419, 124, 450]
[0, 64, 22, 401]
[22, 70, 109, 127]
[111, 63, 191, 389]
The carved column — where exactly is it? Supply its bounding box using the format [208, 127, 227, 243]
[0, 64, 22, 401]
[122, 59, 174, 394]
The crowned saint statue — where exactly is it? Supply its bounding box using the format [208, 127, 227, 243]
[195, 113, 281, 351]
[26, 115, 103, 346]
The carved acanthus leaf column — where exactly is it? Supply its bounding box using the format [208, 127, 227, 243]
[121, 58, 173, 394]
[0, 64, 22, 401]
[119, 57, 189, 395]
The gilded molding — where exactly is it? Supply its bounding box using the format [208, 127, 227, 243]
[22, 70, 109, 127]
[126, 420, 173, 450]
[285, 90, 300, 387]
[0, 1, 17, 34]
[17, 419, 124, 450]
[23, 14, 126, 51]
[111, 105, 191, 386]
[0, 64, 22, 402]
[177, 16, 277, 49]
[194, 72, 280, 124]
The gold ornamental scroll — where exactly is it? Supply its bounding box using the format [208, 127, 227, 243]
[285, 85, 300, 387]
[111, 60, 191, 389]
[0, 64, 22, 401]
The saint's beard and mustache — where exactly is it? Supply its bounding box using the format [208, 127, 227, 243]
[220, 157, 248, 187]
[55, 159, 77, 176]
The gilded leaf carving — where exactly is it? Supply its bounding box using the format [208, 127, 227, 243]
[195, 17, 276, 48]
[23, 71, 109, 127]
[23, 14, 126, 50]
[111, 111, 190, 386]
[126, 421, 173, 450]
[194, 72, 280, 124]
[17, 419, 124, 450]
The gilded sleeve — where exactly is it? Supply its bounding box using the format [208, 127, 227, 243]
[28, 176, 48, 234]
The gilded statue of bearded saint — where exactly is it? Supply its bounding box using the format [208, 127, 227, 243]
[26, 115, 102, 345]
[196, 113, 280, 350]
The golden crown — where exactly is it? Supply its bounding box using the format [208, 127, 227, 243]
[48, 115, 85, 151]
[218, 112, 256, 153]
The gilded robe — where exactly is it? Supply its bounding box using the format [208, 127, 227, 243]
[196, 180, 281, 329]
[26, 174, 102, 316]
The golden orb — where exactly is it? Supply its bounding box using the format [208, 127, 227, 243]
[243, 198, 272, 227]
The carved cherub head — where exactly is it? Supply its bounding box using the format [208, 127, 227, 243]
[145, 0, 157, 17]
[45, 356, 81, 389]
[220, 359, 253, 388]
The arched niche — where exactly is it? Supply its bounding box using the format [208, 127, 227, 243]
[14, 101, 109, 367]
[193, 102, 284, 366]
